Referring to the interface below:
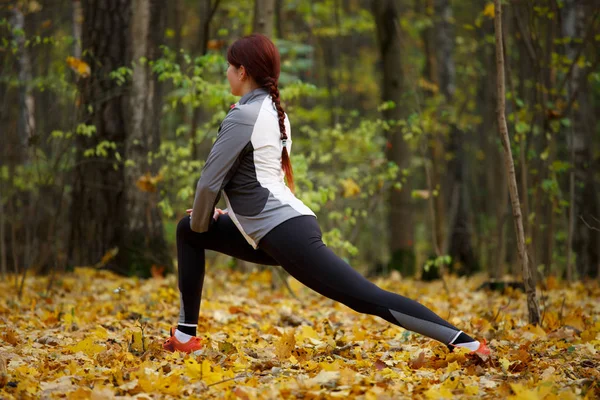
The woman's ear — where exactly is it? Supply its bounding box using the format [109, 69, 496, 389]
[239, 65, 246, 81]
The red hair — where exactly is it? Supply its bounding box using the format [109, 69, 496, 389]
[227, 34, 295, 193]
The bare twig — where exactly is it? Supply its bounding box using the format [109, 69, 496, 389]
[558, 296, 566, 326]
[274, 267, 300, 301]
[580, 215, 600, 232]
[492, 298, 512, 324]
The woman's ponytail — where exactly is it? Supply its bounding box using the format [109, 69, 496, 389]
[264, 77, 295, 193]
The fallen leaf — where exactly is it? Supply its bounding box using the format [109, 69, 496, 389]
[275, 330, 296, 360]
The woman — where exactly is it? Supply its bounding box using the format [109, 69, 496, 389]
[162, 34, 489, 356]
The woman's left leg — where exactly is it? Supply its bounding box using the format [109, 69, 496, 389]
[259, 216, 480, 349]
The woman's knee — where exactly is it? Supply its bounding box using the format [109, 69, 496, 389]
[176, 215, 193, 241]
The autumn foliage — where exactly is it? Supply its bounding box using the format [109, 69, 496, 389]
[1, 268, 599, 399]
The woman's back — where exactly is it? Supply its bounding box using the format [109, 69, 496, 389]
[219, 88, 315, 248]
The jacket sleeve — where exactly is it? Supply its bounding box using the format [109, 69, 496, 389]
[190, 109, 253, 233]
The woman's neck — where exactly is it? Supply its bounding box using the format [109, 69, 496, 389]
[239, 81, 261, 97]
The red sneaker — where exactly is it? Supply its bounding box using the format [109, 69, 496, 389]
[447, 338, 491, 356]
[162, 326, 204, 353]
[474, 338, 491, 356]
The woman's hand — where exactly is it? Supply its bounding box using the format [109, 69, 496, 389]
[186, 208, 227, 221]
[212, 208, 227, 221]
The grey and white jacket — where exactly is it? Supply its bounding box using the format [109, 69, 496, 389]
[190, 87, 316, 248]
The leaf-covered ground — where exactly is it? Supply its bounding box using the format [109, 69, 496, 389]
[0, 266, 599, 399]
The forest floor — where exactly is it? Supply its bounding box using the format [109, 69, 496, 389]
[0, 265, 599, 399]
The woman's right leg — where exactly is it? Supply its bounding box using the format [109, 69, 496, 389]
[258, 216, 483, 351]
[176, 214, 278, 333]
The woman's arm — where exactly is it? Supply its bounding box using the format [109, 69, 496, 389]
[190, 109, 253, 232]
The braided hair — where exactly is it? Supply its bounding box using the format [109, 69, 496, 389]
[227, 34, 295, 193]
[263, 77, 294, 192]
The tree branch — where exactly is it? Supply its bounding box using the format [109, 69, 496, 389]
[580, 215, 600, 232]
[512, 2, 537, 63]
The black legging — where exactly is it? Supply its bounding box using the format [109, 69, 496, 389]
[177, 214, 464, 345]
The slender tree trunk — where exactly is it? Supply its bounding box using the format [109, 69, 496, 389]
[432, 0, 477, 274]
[123, 0, 171, 276]
[419, 0, 445, 257]
[69, 0, 131, 273]
[194, 0, 222, 159]
[254, 0, 275, 36]
[562, 0, 599, 279]
[494, 0, 540, 324]
[274, 0, 284, 38]
[0, 188, 6, 279]
[12, 6, 35, 154]
[372, 0, 415, 276]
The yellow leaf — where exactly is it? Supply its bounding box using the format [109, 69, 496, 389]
[483, 3, 495, 18]
[563, 315, 585, 331]
[304, 370, 340, 388]
[275, 330, 296, 360]
[425, 386, 454, 399]
[465, 385, 479, 396]
[67, 387, 92, 399]
[95, 247, 119, 268]
[68, 336, 105, 356]
[129, 330, 148, 354]
[94, 326, 109, 340]
[340, 178, 361, 198]
[412, 189, 431, 200]
[418, 78, 439, 94]
[509, 383, 541, 400]
[499, 357, 513, 371]
[441, 375, 460, 390]
[299, 325, 319, 342]
[135, 172, 163, 193]
[522, 324, 546, 339]
[446, 361, 460, 373]
[184, 357, 202, 377]
[66, 56, 91, 78]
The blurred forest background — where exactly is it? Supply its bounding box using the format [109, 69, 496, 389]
[0, 0, 598, 287]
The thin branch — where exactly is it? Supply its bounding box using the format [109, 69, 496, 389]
[274, 267, 299, 301]
[209, 0, 222, 22]
[558, 296, 566, 325]
[580, 215, 600, 232]
[513, 2, 537, 63]
[492, 298, 512, 324]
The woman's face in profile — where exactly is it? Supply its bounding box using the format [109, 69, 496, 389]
[227, 62, 243, 96]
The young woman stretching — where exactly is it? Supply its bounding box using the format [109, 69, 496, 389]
[162, 34, 490, 356]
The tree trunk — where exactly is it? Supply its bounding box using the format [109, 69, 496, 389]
[123, 0, 171, 276]
[72, 0, 83, 58]
[12, 6, 35, 155]
[69, 0, 131, 273]
[372, 0, 415, 276]
[494, 0, 540, 324]
[254, 0, 275, 36]
[434, 0, 477, 274]
[274, 0, 284, 38]
[0, 188, 6, 279]
[562, 0, 599, 280]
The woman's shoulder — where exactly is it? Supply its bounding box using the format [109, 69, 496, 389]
[225, 100, 265, 126]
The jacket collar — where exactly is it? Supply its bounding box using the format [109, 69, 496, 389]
[239, 87, 269, 105]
